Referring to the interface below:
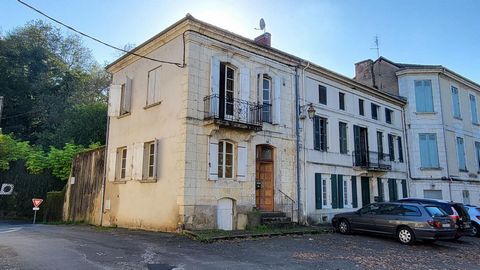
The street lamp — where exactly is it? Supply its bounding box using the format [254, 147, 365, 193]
[306, 103, 316, 119]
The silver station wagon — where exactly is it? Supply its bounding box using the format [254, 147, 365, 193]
[332, 202, 456, 244]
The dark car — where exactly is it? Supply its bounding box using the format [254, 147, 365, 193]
[332, 202, 456, 244]
[397, 198, 472, 239]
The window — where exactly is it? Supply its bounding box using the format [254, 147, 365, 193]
[385, 108, 393, 124]
[475, 142, 480, 171]
[378, 204, 401, 215]
[397, 137, 404, 162]
[343, 179, 348, 206]
[331, 174, 344, 209]
[143, 141, 158, 179]
[313, 116, 327, 151]
[322, 179, 327, 206]
[220, 63, 235, 117]
[120, 80, 132, 115]
[147, 67, 162, 106]
[371, 103, 379, 120]
[451, 86, 461, 118]
[359, 99, 364, 116]
[419, 133, 439, 168]
[424, 189, 443, 200]
[116, 147, 127, 180]
[388, 134, 395, 161]
[377, 131, 383, 159]
[360, 203, 380, 215]
[262, 76, 272, 123]
[339, 92, 345, 110]
[470, 94, 478, 124]
[425, 206, 448, 217]
[414, 80, 434, 112]
[400, 205, 421, 216]
[218, 141, 234, 178]
[339, 122, 348, 154]
[456, 137, 467, 171]
[318, 85, 327, 105]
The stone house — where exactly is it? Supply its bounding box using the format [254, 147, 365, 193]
[355, 57, 480, 206]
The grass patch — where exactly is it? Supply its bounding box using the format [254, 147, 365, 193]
[185, 225, 332, 242]
[41, 220, 85, 225]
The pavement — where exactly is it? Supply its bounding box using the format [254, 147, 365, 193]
[1, 220, 480, 270]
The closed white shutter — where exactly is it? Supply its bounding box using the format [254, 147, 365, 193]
[239, 67, 250, 122]
[208, 137, 219, 181]
[237, 142, 248, 181]
[153, 139, 160, 179]
[125, 144, 133, 180]
[107, 148, 117, 181]
[125, 77, 133, 113]
[132, 142, 144, 180]
[147, 71, 156, 105]
[155, 67, 161, 102]
[210, 57, 220, 116]
[108, 85, 122, 116]
[273, 76, 281, 124]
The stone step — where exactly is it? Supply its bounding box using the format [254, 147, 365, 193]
[261, 216, 292, 223]
[259, 211, 286, 218]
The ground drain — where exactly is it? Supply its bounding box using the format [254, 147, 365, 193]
[147, 263, 177, 270]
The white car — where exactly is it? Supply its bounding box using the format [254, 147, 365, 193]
[465, 205, 480, 236]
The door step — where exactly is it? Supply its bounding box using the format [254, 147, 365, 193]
[260, 212, 294, 228]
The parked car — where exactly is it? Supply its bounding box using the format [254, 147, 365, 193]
[332, 202, 456, 245]
[397, 198, 472, 239]
[464, 205, 480, 237]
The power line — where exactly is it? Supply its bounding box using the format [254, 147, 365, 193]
[16, 0, 185, 68]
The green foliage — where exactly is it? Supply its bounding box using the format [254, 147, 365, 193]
[0, 134, 30, 170]
[47, 143, 86, 180]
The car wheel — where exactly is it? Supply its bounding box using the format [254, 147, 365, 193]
[472, 224, 480, 237]
[337, 219, 351, 234]
[397, 227, 415, 245]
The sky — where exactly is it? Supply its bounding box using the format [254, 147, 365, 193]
[1, 0, 479, 82]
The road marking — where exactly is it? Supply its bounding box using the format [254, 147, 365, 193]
[0, 227, 22, 234]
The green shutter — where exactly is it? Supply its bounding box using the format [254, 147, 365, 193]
[351, 176, 358, 208]
[401, 179, 408, 198]
[315, 173, 322, 209]
[331, 174, 338, 209]
[338, 175, 344, 209]
[388, 179, 398, 201]
[377, 178, 384, 202]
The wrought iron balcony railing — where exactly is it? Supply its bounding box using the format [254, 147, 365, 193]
[204, 94, 264, 130]
[352, 151, 392, 171]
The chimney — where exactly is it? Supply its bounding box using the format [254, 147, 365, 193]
[354, 59, 375, 88]
[254, 32, 271, 47]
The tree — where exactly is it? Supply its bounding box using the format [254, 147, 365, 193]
[0, 21, 110, 148]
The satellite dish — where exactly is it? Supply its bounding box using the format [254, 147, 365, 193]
[259, 18, 266, 31]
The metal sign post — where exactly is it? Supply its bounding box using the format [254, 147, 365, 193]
[32, 198, 43, 224]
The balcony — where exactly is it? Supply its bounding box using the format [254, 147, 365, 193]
[204, 94, 264, 131]
[352, 151, 392, 171]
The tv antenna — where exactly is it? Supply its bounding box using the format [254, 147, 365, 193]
[255, 18, 266, 33]
[371, 35, 380, 58]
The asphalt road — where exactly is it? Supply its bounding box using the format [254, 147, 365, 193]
[1, 220, 479, 270]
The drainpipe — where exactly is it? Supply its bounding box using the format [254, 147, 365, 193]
[436, 76, 452, 200]
[300, 62, 310, 224]
[295, 66, 302, 224]
[99, 108, 111, 226]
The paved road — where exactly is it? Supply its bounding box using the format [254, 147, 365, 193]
[1, 220, 479, 270]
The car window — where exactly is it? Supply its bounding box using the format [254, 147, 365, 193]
[360, 204, 380, 215]
[378, 204, 402, 215]
[425, 206, 448, 217]
[399, 205, 421, 216]
[453, 204, 469, 217]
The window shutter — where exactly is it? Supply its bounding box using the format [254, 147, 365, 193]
[108, 85, 122, 116]
[208, 137, 219, 180]
[351, 176, 358, 208]
[273, 76, 281, 124]
[210, 57, 220, 116]
[107, 149, 117, 181]
[154, 139, 160, 179]
[125, 144, 133, 180]
[338, 175, 344, 208]
[147, 70, 156, 105]
[331, 174, 338, 209]
[256, 73, 262, 102]
[237, 141, 248, 181]
[315, 173, 322, 209]
[125, 77, 133, 113]
[313, 116, 320, 150]
[132, 142, 144, 180]
[401, 180, 408, 198]
[377, 178, 384, 202]
[239, 68, 250, 122]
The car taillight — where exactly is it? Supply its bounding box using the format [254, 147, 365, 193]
[427, 220, 442, 228]
[449, 215, 459, 221]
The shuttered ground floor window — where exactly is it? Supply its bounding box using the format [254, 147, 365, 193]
[315, 174, 361, 209]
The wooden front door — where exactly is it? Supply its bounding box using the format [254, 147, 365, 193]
[256, 145, 274, 211]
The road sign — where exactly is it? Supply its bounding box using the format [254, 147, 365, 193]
[33, 207, 39, 211]
[32, 198, 43, 208]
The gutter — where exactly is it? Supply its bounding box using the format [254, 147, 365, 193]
[295, 66, 302, 224]
[99, 107, 110, 226]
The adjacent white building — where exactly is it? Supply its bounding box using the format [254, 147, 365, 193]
[355, 57, 480, 206]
